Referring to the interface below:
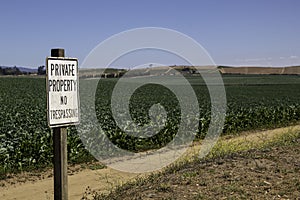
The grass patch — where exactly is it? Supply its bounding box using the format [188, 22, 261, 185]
[88, 163, 106, 171]
[94, 127, 300, 200]
[208, 126, 300, 158]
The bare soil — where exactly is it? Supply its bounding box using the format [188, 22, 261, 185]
[0, 163, 138, 200]
[0, 126, 299, 200]
[100, 140, 300, 200]
[219, 66, 300, 75]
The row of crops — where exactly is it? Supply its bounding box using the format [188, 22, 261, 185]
[1, 74, 300, 175]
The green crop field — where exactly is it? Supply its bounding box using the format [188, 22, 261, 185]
[0, 75, 300, 175]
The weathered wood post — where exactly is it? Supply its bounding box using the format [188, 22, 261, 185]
[53, 125, 68, 199]
[51, 48, 68, 200]
[46, 48, 79, 200]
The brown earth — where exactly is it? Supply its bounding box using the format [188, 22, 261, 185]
[0, 163, 138, 200]
[0, 126, 299, 200]
[101, 141, 300, 200]
[218, 66, 300, 75]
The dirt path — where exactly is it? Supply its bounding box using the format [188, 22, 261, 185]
[0, 167, 137, 200]
[1, 125, 300, 200]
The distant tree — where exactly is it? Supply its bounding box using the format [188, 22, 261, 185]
[37, 65, 46, 75]
[2, 66, 22, 75]
[14, 66, 22, 75]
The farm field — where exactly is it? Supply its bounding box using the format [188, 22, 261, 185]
[1, 75, 300, 175]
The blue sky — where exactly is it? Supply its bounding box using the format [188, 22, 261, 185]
[0, 0, 300, 68]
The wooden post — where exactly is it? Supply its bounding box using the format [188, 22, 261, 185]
[51, 48, 68, 200]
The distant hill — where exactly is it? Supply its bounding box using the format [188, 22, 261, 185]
[79, 68, 126, 78]
[78, 65, 300, 78]
[0, 66, 37, 74]
[18, 67, 37, 73]
[4, 65, 299, 77]
[218, 66, 300, 75]
[2, 65, 300, 76]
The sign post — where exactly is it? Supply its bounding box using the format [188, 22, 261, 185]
[46, 48, 79, 200]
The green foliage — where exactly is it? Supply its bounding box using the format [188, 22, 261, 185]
[0, 78, 90, 175]
[37, 65, 46, 75]
[0, 75, 300, 174]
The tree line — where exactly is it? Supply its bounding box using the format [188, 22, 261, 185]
[0, 66, 23, 75]
[0, 66, 46, 75]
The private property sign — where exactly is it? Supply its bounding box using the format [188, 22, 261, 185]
[46, 57, 79, 127]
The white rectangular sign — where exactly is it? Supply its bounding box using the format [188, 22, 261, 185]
[46, 57, 79, 127]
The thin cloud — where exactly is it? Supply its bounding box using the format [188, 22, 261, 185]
[289, 55, 298, 59]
